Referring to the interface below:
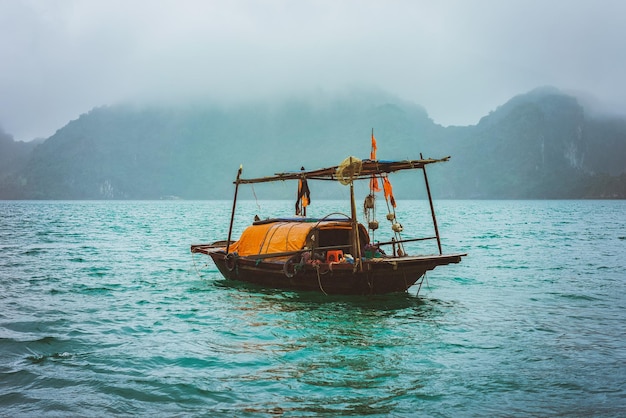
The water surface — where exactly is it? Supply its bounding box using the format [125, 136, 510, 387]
[1, 200, 624, 416]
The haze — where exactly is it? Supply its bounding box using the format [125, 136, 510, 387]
[1, 0, 625, 141]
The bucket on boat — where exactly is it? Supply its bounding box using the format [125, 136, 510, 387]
[326, 250, 344, 263]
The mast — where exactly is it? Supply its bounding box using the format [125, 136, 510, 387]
[421, 153, 442, 255]
[350, 180, 363, 271]
[226, 165, 243, 254]
[348, 157, 362, 271]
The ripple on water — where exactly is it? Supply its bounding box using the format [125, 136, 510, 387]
[0, 200, 625, 416]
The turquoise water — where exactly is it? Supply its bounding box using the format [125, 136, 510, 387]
[1, 200, 625, 416]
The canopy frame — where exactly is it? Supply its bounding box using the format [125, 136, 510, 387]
[224, 155, 449, 270]
[235, 157, 450, 185]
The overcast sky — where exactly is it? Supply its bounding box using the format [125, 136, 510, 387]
[1, 0, 625, 141]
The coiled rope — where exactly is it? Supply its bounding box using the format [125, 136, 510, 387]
[336, 156, 362, 185]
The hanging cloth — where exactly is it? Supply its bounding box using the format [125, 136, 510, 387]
[295, 174, 310, 215]
[370, 176, 381, 193]
[382, 176, 396, 208]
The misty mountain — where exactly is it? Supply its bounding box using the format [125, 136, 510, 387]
[437, 87, 626, 198]
[1, 87, 625, 199]
[0, 127, 42, 199]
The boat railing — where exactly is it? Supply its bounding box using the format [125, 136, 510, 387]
[374, 236, 438, 258]
[375, 236, 438, 246]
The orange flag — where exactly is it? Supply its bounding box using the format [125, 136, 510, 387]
[370, 175, 381, 192]
[382, 177, 396, 208]
[370, 132, 377, 160]
[370, 131, 380, 191]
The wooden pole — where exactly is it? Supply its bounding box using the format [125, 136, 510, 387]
[421, 153, 442, 255]
[349, 157, 362, 271]
[226, 165, 243, 254]
[350, 181, 363, 270]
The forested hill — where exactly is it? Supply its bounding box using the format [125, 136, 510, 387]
[1, 87, 625, 199]
[437, 87, 626, 198]
[0, 128, 40, 198]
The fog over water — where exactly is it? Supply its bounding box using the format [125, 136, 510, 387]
[1, 0, 626, 141]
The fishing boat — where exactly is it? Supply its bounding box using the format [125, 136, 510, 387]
[191, 134, 465, 295]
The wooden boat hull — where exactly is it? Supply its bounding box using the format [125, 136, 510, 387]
[192, 246, 463, 295]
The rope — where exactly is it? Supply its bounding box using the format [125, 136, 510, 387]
[191, 252, 210, 279]
[315, 265, 328, 295]
[415, 272, 427, 296]
[381, 176, 405, 255]
[336, 156, 362, 185]
[251, 184, 261, 211]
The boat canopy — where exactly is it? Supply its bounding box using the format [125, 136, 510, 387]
[227, 220, 369, 257]
[236, 157, 450, 184]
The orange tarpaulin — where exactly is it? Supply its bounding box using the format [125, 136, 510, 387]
[227, 221, 360, 257]
[229, 222, 311, 256]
